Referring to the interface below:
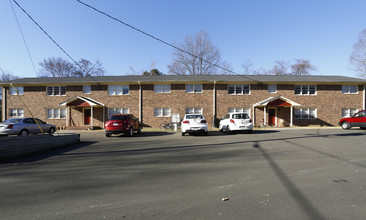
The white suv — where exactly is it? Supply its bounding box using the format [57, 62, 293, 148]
[219, 113, 253, 134]
[181, 114, 208, 136]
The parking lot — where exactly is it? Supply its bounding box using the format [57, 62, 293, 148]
[1, 128, 366, 219]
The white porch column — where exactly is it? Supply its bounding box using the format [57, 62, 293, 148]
[264, 106, 267, 127]
[213, 81, 216, 127]
[91, 106, 94, 128]
[66, 106, 70, 127]
[138, 81, 142, 123]
[290, 106, 293, 127]
[252, 106, 255, 126]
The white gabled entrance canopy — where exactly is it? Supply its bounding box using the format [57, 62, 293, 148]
[59, 96, 105, 128]
[253, 96, 300, 127]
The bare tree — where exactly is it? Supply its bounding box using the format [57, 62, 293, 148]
[291, 59, 317, 75]
[73, 59, 105, 77]
[168, 31, 230, 75]
[272, 60, 289, 75]
[0, 69, 19, 82]
[38, 57, 105, 77]
[350, 29, 366, 78]
[242, 59, 315, 75]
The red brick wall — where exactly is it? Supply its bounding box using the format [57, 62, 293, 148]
[3, 83, 365, 128]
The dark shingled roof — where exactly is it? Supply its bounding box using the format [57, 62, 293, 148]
[1, 74, 366, 85]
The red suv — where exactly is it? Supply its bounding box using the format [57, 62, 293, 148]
[339, 110, 366, 130]
[105, 114, 142, 137]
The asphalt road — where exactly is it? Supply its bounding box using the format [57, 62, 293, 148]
[1, 128, 366, 220]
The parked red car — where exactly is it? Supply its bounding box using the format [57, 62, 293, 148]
[105, 114, 142, 137]
[339, 110, 366, 130]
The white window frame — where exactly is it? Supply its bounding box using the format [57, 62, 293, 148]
[10, 87, 24, 95]
[108, 108, 129, 117]
[228, 84, 250, 95]
[47, 109, 66, 119]
[154, 84, 171, 93]
[294, 85, 316, 95]
[186, 84, 203, 93]
[47, 86, 66, 96]
[294, 108, 317, 119]
[342, 85, 358, 94]
[154, 108, 171, 117]
[9, 109, 24, 117]
[228, 108, 250, 114]
[268, 84, 277, 93]
[185, 108, 203, 114]
[108, 85, 129, 95]
[83, 85, 91, 94]
[342, 108, 358, 118]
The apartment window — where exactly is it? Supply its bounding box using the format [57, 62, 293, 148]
[83, 85, 91, 94]
[108, 85, 129, 95]
[47, 86, 66, 96]
[47, 109, 66, 119]
[154, 108, 171, 117]
[342, 109, 358, 118]
[186, 84, 202, 93]
[10, 109, 24, 117]
[268, 84, 277, 93]
[295, 85, 316, 95]
[108, 108, 129, 117]
[228, 108, 250, 114]
[228, 84, 250, 95]
[154, 84, 171, 93]
[10, 87, 24, 95]
[342, 85, 358, 94]
[185, 108, 202, 114]
[294, 109, 317, 119]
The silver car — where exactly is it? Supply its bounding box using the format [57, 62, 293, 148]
[0, 118, 56, 136]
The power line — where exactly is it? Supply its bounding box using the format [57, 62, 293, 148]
[12, 0, 100, 84]
[76, 0, 256, 82]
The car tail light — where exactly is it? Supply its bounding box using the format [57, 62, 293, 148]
[230, 119, 235, 124]
[182, 120, 190, 124]
[201, 120, 207, 123]
[7, 124, 13, 129]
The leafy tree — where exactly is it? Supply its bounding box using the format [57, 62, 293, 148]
[350, 29, 366, 78]
[168, 30, 231, 75]
[38, 57, 105, 77]
[143, 69, 162, 76]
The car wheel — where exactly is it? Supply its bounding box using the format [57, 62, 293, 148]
[181, 132, 185, 136]
[219, 126, 224, 132]
[105, 133, 112, 137]
[127, 128, 133, 137]
[227, 126, 231, 135]
[341, 122, 350, 130]
[18, 129, 29, 136]
[360, 127, 366, 130]
[48, 127, 55, 134]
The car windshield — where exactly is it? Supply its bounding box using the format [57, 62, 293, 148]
[110, 115, 128, 120]
[232, 113, 249, 119]
[2, 118, 23, 124]
[186, 115, 203, 119]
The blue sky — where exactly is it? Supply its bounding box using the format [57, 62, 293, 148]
[1, 0, 366, 78]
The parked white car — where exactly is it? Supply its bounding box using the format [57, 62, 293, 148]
[181, 114, 208, 136]
[219, 113, 253, 134]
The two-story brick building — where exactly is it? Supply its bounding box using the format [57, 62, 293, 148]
[1, 75, 365, 129]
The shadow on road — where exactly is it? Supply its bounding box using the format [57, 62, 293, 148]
[0, 141, 96, 164]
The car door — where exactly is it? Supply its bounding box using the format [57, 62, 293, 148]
[22, 118, 37, 134]
[353, 111, 366, 127]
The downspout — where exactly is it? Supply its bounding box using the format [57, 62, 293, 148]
[363, 85, 365, 110]
[138, 81, 142, 124]
[2, 86, 6, 122]
[213, 81, 216, 127]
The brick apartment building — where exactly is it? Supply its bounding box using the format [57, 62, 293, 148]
[1, 75, 365, 129]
